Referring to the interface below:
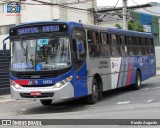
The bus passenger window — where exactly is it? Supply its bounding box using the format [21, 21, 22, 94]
[111, 34, 120, 57]
[100, 33, 107, 44]
[120, 46, 128, 56]
[120, 35, 128, 56]
[100, 33, 110, 57]
[88, 31, 100, 57]
[137, 47, 142, 56]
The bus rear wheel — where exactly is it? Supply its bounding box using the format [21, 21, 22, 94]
[87, 78, 99, 104]
[133, 71, 141, 90]
[40, 100, 52, 105]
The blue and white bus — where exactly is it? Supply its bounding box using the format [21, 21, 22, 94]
[3, 21, 156, 105]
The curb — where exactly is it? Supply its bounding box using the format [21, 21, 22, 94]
[0, 94, 11, 101]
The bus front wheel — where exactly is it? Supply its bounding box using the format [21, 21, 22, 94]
[40, 100, 52, 105]
[133, 71, 141, 90]
[87, 78, 99, 104]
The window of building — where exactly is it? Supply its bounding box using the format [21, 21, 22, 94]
[21, 4, 26, 10]
[0, 24, 15, 35]
[0, 4, 4, 13]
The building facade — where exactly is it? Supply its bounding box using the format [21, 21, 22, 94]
[131, 5, 160, 74]
[0, 0, 96, 49]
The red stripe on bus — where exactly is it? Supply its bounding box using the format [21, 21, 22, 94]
[14, 80, 29, 86]
[127, 58, 132, 85]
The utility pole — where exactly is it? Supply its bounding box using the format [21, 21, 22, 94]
[15, 0, 21, 25]
[50, 0, 53, 20]
[122, 0, 128, 30]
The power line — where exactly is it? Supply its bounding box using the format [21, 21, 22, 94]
[99, 11, 159, 25]
[131, 0, 160, 15]
[114, 0, 120, 8]
[31, 0, 92, 12]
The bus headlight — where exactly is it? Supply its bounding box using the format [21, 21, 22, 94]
[12, 81, 22, 89]
[54, 76, 73, 88]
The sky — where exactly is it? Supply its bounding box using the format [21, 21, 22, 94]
[97, 0, 160, 7]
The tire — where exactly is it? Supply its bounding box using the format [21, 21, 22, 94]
[133, 71, 141, 90]
[40, 100, 52, 105]
[86, 78, 99, 104]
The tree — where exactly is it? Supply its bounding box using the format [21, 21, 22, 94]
[114, 21, 144, 32]
[128, 21, 144, 32]
[115, 24, 122, 29]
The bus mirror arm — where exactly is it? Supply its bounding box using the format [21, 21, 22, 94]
[2, 36, 9, 56]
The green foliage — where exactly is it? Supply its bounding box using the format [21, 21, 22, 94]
[128, 21, 144, 32]
[115, 24, 122, 29]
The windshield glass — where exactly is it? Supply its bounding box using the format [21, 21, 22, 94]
[11, 37, 72, 71]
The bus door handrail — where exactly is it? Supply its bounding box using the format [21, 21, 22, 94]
[2, 36, 10, 56]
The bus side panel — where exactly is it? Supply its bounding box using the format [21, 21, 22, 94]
[116, 57, 134, 87]
[86, 58, 111, 93]
[116, 57, 136, 87]
[129, 57, 137, 85]
[110, 57, 122, 89]
[141, 55, 156, 81]
[74, 61, 88, 98]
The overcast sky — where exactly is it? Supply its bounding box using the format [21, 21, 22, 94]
[97, 0, 160, 7]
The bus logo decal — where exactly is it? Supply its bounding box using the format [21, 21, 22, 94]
[28, 80, 38, 85]
[112, 62, 118, 68]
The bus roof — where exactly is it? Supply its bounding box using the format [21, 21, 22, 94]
[83, 24, 153, 38]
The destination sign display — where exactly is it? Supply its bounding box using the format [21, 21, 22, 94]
[10, 24, 68, 36]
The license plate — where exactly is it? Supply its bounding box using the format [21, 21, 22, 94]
[30, 91, 42, 96]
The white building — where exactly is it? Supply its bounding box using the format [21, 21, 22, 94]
[0, 0, 96, 49]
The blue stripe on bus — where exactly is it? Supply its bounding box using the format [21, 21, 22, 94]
[9, 68, 75, 86]
[73, 61, 88, 98]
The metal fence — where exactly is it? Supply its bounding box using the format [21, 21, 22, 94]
[0, 50, 10, 95]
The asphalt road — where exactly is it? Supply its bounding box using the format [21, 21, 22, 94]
[0, 76, 160, 127]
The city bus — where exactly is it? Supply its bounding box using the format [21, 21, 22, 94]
[3, 21, 156, 105]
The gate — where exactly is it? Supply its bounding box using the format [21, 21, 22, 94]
[0, 50, 10, 95]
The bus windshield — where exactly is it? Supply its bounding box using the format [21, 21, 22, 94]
[11, 37, 72, 71]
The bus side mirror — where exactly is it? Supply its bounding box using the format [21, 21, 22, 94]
[3, 36, 9, 56]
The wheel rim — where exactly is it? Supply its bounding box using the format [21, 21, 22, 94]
[137, 73, 141, 87]
[92, 83, 98, 100]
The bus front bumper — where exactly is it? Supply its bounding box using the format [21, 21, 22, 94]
[10, 82, 74, 102]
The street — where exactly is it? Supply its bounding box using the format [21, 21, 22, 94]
[0, 75, 160, 128]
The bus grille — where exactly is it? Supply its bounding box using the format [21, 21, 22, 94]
[20, 93, 54, 98]
[10, 72, 59, 79]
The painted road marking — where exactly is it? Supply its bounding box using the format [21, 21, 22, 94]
[141, 88, 149, 91]
[21, 108, 27, 111]
[116, 101, 130, 105]
[152, 87, 160, 90]
[147, 99, 154, 103]
[0, 99, 14, 103]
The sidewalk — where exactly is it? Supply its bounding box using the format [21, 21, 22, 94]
[0, 94, 12, 103]
[157, 70, 160, 75]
